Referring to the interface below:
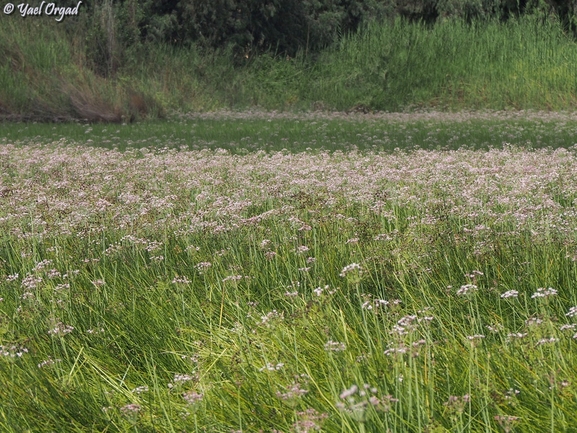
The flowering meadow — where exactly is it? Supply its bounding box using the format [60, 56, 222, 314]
[2, 113, 577, 432]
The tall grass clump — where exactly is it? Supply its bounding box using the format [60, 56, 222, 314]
[0, 18, 124, 121]
[0, 17, 168, 122]
[2, 140, 577, 431]
[307, 15, 577, 111]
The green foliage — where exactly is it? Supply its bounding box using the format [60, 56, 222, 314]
[82, 0, 122, 77]
[166, 0, 396, 57]
[36, 0, 577, 78]
[3, 12, 577, 118]
[73, 0, 577, 62]
[307, 15, 577, 111]
[69, 0, 396, 61]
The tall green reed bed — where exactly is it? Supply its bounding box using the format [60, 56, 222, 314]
[308, 16, 577, 111]
[2, 136, 577, 432]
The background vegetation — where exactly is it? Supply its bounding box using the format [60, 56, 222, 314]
[2, 0, 577, 121]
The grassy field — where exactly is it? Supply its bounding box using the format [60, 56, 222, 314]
[2, 113, 577, 432]
[4, 110, 577, 153]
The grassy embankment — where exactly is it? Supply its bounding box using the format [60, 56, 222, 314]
[2, 15, 577, 119]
